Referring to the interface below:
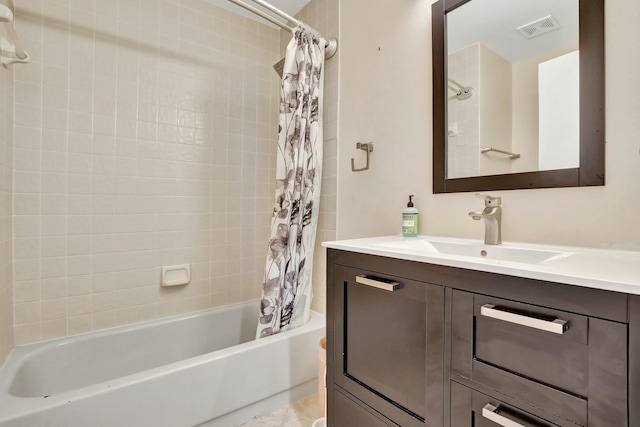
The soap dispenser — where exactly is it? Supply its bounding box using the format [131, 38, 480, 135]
[402, 195, 419, 237]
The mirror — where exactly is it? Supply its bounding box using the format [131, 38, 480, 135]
[432, 0, 604, 193]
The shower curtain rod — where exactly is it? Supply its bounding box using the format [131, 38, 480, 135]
[225, 0, 338, 59]
[0, 4, 30, 68]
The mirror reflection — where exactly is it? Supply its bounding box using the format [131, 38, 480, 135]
[446, 0, 579, 179]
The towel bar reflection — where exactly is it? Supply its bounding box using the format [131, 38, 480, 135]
[481, 147, 521, 160]
[351, 142, 373, 172]
[0, 4, 29, 68]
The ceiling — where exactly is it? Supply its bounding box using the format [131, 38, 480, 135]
[203, 0, 311, 29]
[447, 0, 579, 63]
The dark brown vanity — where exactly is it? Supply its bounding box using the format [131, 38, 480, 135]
[326, 248, 640, 427]
[325, 0, 627, 423]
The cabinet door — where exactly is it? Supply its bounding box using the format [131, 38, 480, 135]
[332, 265, 444, 427]
[334, 389, 398, 427]
[451, 382, 561, 427]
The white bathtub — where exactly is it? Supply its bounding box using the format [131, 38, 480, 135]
[0, 301, 326, 427]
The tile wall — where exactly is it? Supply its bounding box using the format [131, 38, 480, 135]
[447, 44, 480, 179]
[287, 0, 339, 315]
[11, 0, 281, 345]
[0, 0, 15, 364]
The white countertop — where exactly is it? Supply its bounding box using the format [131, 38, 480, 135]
[322, 235, 640, 295]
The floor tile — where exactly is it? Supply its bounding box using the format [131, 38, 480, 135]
[241, 394, 320, 427]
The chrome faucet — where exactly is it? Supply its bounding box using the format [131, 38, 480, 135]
[469, 194, 502, 245]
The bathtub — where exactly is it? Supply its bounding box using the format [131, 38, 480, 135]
[0, 301, 325, 427]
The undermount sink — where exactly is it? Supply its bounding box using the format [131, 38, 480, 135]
[376, 238, 573, 265]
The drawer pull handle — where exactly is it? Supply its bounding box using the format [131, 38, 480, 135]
[480, 304, 568, 334]
[482, 404, 527, 427]
[355, 275, 402, 291]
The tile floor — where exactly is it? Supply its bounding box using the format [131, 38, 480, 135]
[240, 394, 322, 426]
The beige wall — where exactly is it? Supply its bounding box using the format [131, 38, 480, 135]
[337, 0, 432, 240]
[478, 44, 512, 176]
[511, 45, 578, 174]
[337, 0, 640, 252]
[0, 0, 15, 364]
[11, 0, 281, 345]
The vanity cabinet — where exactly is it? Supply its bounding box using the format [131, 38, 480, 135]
[326, 249, 635, 427]
[329, 261, 444, 427]
[451, 291, 627, 427]
[334, 389, 399, 427]
[451, 381, 563, 427]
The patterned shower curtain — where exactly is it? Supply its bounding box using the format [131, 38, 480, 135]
[256, 26, 326, 338]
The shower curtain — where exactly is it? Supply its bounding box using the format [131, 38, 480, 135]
[257, 26, 325, 338]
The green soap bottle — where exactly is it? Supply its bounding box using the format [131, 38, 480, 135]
[402, 195, 419, 237]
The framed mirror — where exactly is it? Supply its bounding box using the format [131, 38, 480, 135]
[432, 0, 604, 193]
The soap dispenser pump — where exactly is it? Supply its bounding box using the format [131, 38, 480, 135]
[402, 195, 419, 237]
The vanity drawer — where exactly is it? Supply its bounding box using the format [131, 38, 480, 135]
[451, 381, 564, 427]
[451, 290, 628, 427]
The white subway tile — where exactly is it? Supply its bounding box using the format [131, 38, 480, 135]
[68, 235, 91, 255]
[68, 215, 92, 235]
[13, 237, 40, 260]
[41, 215, 67, 236]
[67, 274, 92, 296]
[68, 314, 92, 335]
[92, 310, 115, 331]
[14, 194, 41, 215]
[42, 129, 68, 152]
[13, 323, 43, 346]
[7, 0, 302, 345]
[41, 236, 67, 258]
[92, 291, 114, 312]
[42, 318, 68, 340]
[41, 194, 67, 215]
[14, 216, 41, 238]
[41, 256, 67, 278]
[41, 173, 68, 194]
[14, 301, 42, 324]
[41, 297, 67, 320]
[14, 280, 42, 303]
[13, 259, 41, 281]
[41, 150, 67, 173]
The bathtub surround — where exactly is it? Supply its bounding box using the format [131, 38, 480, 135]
[291, 0, 339, 317]
[0, 0, 338, 359]
[10, 0, 282, 346]
[258, 27, 325, 338]
[0, 0, 14, 366]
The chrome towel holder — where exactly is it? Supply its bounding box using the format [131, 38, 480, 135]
[351, 142, 373, 172]
[481, 147, 521, 160]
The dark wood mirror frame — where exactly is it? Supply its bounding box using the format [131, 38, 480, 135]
[432, 0, 605, 193]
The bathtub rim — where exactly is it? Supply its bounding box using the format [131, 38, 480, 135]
[0, 300, 326, 424]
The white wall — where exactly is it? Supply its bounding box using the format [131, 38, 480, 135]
[337, 0, 640, 252]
